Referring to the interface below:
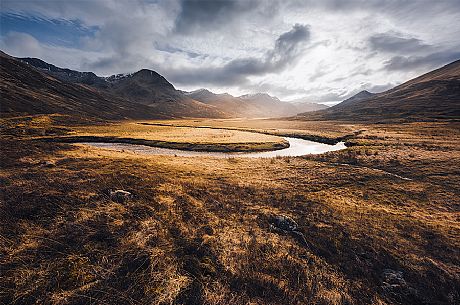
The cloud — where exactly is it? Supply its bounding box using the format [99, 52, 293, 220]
[0, 31, 107, 71]
[174, 0, 278, 34]
[384, 50, 460, 71]
[0, 32, 42, 57]
[168, 24, 310, 86]
[369, 32, 432, 53]
[1, 0, 460, 100]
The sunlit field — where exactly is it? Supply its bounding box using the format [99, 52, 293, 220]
[1, 115, 459, 304]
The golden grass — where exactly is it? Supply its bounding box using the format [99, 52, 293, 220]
[1, 115, 459, 304]
[73, 122, 285, 145]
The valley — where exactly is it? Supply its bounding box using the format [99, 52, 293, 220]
[1, 114, 459, 304]
[1, 42, 459, 304]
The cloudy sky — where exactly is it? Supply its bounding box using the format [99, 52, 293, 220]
[1, 0, 460, 104]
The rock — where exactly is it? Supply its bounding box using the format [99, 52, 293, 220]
[270, 214, 298, 232]
[41, 160, 56, 167]
[381, 269, 419, 301]
[382, 269, 406, 287]
[269, 214, 310, 248]
[110, 190, 132, 203]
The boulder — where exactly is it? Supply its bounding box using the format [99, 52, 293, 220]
[41, 160, 56, 167]
[269, 214, 310, 248]
[270, 214, 298, 232]
[110, 190, 132, 203]
[381, 269, 419, 301]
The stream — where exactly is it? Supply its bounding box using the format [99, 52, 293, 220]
[81, 137, 346, 158]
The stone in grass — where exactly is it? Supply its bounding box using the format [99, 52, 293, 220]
[381, 269, 419, 301]
[270, 214, 298, 232]
[269, 214, 310, 248]
[110, 190, 133, 203]
[41, 160, 56, 167]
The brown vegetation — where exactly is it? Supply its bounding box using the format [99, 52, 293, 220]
[1, 116, 459, 304]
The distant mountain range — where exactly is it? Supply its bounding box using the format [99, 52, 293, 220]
[1, 50, 459, 121]
[185, 90, 327, 118]
[3, 54, 325, 119]
[298, 60, 460, 121]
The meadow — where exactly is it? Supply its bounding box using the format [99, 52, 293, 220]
[1, 115, 459, 304]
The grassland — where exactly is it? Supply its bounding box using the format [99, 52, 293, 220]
[138, 118, 360, 144]
[43, 121, 288, 152]
[1, 115, 459, 305]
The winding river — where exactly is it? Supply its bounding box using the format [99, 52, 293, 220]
[81, 137, 346, 158]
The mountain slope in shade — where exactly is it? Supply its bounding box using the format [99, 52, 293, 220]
[18, 57, 109, 87]
[1, 52, 167, 120]
[298, 60, 460, 121]
[17, 57, 226, 118]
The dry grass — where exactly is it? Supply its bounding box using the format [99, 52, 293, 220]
[137, 118, 360, 144]
[72, 122, 285, 145]
[36, 120, 288, 152]
[1, 115, 459, 304]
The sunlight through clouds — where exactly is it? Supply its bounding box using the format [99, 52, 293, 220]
[1, 0, 459, 104]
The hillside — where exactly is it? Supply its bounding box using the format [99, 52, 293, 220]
[298, 60, 460, 121]
[17, 57, 226, 118]
[0, 52, 167, 120]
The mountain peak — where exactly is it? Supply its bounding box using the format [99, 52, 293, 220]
[355, 90, 373, 97]
[239, 92, 280, 103]
[340, 90, 375, 105]
[189, 88, 213, 95]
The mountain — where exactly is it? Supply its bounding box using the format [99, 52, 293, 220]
[239, 93, 327, 117]
[17, 57, 226, 118]
[288, 97, 329, 113]
[337, 90, 375, 106]
[187, 90, 328, 118]
[0, 51, 167, 120]
[18, 57, 108, 87]
[238, 93, 295, 117]
[15, 55, 327, 119]
[102, 70, 226, 118]
[185, 89, 249, 117]
[298, 60, 460, 121]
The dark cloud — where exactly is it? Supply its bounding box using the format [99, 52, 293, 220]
[174, 0, 275, 34]
[384, 50, 460, 71]
[168, 24, 310, 85]
[369, 32, 432, 53]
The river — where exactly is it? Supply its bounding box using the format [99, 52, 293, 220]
[80, 137, 346, 158]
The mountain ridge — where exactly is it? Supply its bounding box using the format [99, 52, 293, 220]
[0, 51, 169, 120]
[186, 89, 327, 118]
[18, 56, 327, 118]
[298, 60, 460, 121]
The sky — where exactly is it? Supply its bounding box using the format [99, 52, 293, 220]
[1, 0, 460, 104]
